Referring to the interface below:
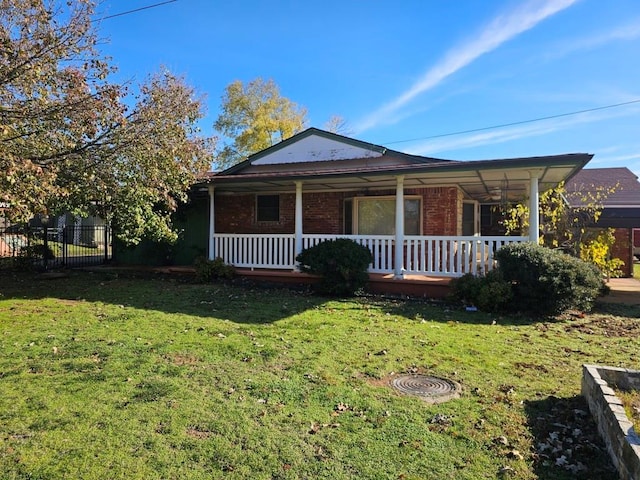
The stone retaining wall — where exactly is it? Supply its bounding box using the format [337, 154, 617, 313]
[582, 365, 640, 480]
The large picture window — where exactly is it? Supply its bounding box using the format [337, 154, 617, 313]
[256, 195, 280, 222]
[346, 197, 421, 235]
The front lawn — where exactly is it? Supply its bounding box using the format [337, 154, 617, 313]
[1, 272, 638, 479]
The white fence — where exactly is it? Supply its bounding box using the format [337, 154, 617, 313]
[212, 233, 529, 277]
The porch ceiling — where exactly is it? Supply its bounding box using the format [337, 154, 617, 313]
[202, 153, 592, 203]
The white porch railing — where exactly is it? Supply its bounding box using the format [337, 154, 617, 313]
[214, 234, 296, 269]
[212, 233, 529, 277]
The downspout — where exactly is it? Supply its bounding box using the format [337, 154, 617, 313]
[394, 175, 405, 279]
[208, 185, 215, 260]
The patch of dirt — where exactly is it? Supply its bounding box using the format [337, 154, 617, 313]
[526, 395, 617, 479]
[563, 315, 640, 338]
[186, 426, 213, 439]
[514, 362, 549, 373]
[163, 353, 200, 366]
[366, 374, 393, 389]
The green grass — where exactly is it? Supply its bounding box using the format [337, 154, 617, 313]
[634, 261, 639, 278]
[1, 271, 638, 479]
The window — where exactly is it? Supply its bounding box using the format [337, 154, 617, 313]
[256, 195, 279, 222]
[346, 197, 421, 235]
[462, 202, 477, 236]
[480, 204, 509, 235]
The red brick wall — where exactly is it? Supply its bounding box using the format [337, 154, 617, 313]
[215, 193, 295, 234]
[303, 192, 347, 234]
[416, 187, 461, 236]
[214, 187, 462, 235]
[611, 227, 633, 277]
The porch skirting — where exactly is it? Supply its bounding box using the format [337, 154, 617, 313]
[234, 268, 452, 299]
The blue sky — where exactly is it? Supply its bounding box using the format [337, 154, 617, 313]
[95, 0, 640, 177]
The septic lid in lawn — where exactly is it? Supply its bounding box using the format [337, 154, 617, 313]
[390, 374, 460, 403]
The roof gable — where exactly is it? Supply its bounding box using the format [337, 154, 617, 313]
[250, 128, 386, 166]
[221, 127, 447, 176]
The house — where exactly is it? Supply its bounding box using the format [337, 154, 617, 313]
[195, 128, 592, 296]
[565, 167, 640, 277]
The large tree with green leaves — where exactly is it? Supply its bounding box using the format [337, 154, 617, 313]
[213, 78, 307, 168]
[0, 0, 214, 244]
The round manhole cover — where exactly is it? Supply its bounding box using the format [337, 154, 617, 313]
[390, 374, 460, 403]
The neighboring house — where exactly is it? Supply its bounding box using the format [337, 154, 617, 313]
[195, 127, 592, 292]
[565, 167, 640, 277]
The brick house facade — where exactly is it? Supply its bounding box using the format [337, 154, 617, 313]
[198, 128, 592, 278]
[215, 186, 463, 237]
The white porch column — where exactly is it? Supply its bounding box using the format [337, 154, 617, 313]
[529, 172, 540, 244]
[208, 185, 215, 260]
[294, 181, 303, 270]
[394, 175, 405, 279]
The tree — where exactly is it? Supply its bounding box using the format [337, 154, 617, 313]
[0, 0, 214, 244]
[213, 78, 307, 168]
[502, 181, 616, 258]
[324, 115, 353, 136]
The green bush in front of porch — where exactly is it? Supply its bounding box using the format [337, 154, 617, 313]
[451, 243, 606, 316]
[296, 238, 372, 296]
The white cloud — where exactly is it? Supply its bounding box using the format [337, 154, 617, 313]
[407, 122, 563, 156]
[407, 106, 640, 156]
[545, 19, 640, 59]
[354, 0, 579, 133]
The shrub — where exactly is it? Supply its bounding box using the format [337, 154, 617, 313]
[580, 229, 625, 278]
[495, 242, 605, 316]
[10, 244, 56, 271]
[194, 256, 235, 283]
[449, 269, 513, 312]
[296, 238, 372, 296]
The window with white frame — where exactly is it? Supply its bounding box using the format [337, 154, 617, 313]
[344, 196, 421, 235]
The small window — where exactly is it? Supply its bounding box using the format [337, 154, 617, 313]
[256, 195, 279, 222]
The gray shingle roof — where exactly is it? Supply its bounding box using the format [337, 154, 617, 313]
[565, 167, 640, 206]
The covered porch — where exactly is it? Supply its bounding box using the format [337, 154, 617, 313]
[199, 128, 592, 284]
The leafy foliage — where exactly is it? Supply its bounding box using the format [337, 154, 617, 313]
[449, 269, 513, 312]
[495, 242, 605, 316]
[214, 78, 307, 168]
[296, 238, 372, 296]
[194, 256, 235, 282]
[0, 1, 214, 245]
[579, 229, 625, 278]
[502, 181, 615, 256]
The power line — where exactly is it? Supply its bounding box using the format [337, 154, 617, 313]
[384, 98, 640, 145]
[95, 0, 177, 21]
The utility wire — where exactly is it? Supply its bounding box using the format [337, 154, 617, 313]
[95, 0, 177, 21]
[384, 98, 640, 145]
